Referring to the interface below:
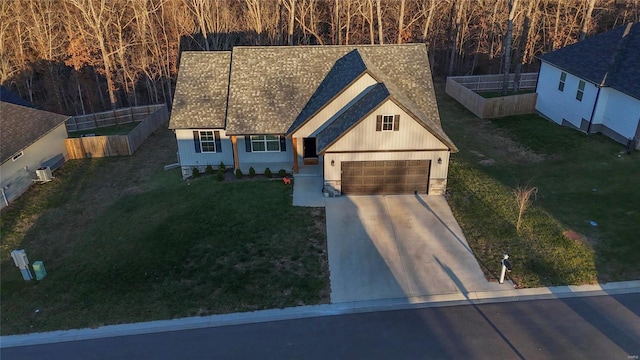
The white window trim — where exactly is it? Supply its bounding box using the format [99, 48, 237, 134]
[382, 115, 394, 132]
[12, 151, 24, 161]
[199, 131, 216, 153]
[251, 135, 280, 152]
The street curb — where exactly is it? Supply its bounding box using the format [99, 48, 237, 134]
[2, 280, 639, 348]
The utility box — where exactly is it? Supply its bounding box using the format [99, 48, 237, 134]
[11, 249, 33, 281]
[33, 261, 47, 280]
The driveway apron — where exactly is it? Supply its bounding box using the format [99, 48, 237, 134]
[326, 195, 503, 303]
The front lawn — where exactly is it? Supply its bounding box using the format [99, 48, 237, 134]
[436, 85, 639, 286]
[0, 128, 329, 335]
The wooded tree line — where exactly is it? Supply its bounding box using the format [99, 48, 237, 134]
[0, 0, 637, 115]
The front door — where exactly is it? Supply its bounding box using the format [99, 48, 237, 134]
[303, 137, 318, 165]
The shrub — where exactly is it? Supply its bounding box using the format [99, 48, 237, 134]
[216, 169, 224, 182]
[219, 161, 226, 171]
[235, 169, 243, 179]
[264, 167, 272, 178]
[205, 164, 214, 176]
[192, 167, 200, 178]
[278, 169, 287, 178]
[249, 167, 256, 178]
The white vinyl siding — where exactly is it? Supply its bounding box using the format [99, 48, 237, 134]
[592, 88, 640, 140]
[175, 129, 234, 173]
[292, 74, 377, 139]
[326, 99, 447, 152]
[1, 123, 68, 209]
[535, 62, 598, 129]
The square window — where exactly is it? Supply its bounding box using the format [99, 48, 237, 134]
[382, 115, 394, 131]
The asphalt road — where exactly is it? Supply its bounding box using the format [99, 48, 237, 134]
[3, 294, 639, 359]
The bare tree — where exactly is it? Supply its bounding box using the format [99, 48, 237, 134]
[375, 0, 383, 44]
[513, 0, 537, 92]
[447, 0, 466, 76]
[579, 0, 596, 41]
[67, 0, 119, 109]
[282, 0, 296, 45]
[502, 0, 518, 95]
[513, 185, 538, 232]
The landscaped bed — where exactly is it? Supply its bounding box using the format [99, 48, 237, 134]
[0, 127, 329, 335]
[437, 84, 640, 287]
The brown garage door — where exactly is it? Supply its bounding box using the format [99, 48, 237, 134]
[341, 160, 430, 194]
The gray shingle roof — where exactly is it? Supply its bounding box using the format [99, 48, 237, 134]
[169, 51, 231, 129]
[288, 49, 367, 133]
[170, 44, 457, 151]
[538, 22, 640, 100]
[317, 83, 389, 152]
[0, 86, 35, 108]
[1, 101, 70, 164]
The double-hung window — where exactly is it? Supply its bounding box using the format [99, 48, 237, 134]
[199, 131, 216, 152]
[193, 130, 221, 153]
[382, 115, 394, 131]
[576, 80, 585, 101]
[558, 72, 566, 91]
[251, 135, 280, 152]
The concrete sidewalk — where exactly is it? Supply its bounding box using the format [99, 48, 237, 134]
[2, 280, 639, 348]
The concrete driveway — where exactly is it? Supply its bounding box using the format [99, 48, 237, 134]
[326, 194, 503, 303]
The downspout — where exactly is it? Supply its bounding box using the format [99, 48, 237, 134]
[587, 86, 601, 134]
[588, 71, 607, 134]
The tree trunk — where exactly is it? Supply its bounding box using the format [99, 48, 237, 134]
[375, 0, 383, 44]
[447, 0, 464, 76]
[514, 0, 536, 92]
[579, 0, 596, 41]
[502, 0, 518, 95]
[397, 0, 405, 44]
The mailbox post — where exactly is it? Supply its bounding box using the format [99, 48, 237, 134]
[11, 249, 33, 281]
[499, 254, 512, 284]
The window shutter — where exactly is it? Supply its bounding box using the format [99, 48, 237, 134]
[393, 115, 400, 131]
[214, 131, 222, 152]
[193, 131, 201, 153]
[244, 135, 252, 152]
[376, 115, 382, 131]
[280, 136, 286, 151]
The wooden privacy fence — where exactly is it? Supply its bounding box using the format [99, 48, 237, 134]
[65, 105, 162, 132]
[445, 73, 538, 119]
[65, 104, 169, 159]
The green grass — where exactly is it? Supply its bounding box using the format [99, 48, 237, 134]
[68, 122, 140, 138]
[478, 90, 535, 98]
[437, 85, 640, 286]
[0, 166, 328, 335]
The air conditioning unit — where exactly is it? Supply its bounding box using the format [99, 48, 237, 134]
[35, 167, 53, 182]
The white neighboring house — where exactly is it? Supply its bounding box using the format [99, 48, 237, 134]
[0, 101, 70, 209]
[535, 22, 640, 149]
[169, 44, 458, 195]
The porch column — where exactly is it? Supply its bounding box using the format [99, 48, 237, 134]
[292, 137, 299, 174]
[231, 136, 239, 170]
